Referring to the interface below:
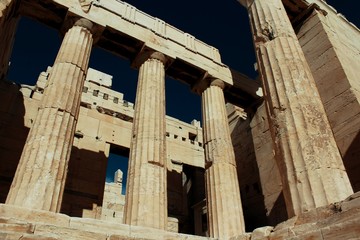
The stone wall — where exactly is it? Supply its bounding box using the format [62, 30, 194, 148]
[227, 103, 287, 231]
[0, 66, 206, 234]
[297, 2, 360, 191]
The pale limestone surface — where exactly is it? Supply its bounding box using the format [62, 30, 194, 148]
[124, 52, 168, 229]
[0, 204, 215, 240]
[1, 190, 360, 239]
[245, 0, 353, 216]
[6, 19, 94, 211]
[86, 67, 113, 88]
[1, 0, 360, 239]
[79, 0, 232, 84]
[24, 65, 205, 222]
[0, 64, 207, 233]
[230, 0, 360, 229]
[15, 0, 261, 94]
[101, 178, 125, 223]
[97, 171, 180, 232]
[202, 80, 245, 238]
[296, 1, 360, 192]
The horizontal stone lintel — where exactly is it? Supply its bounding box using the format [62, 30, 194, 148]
[18, 0, 261, 107]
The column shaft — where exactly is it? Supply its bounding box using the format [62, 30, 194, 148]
[202, 80, 245, 238]
[247, 0, 353, 216]
[0, 0, 18, 80]
[124, 52, 167, 229]
[6, 21, 93, 211]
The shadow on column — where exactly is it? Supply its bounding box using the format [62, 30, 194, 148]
[0, 81, 27, 203]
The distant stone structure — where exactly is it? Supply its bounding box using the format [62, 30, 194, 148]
[0, 0, 360, 239]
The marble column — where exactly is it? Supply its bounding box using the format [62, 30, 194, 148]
[0, 0, 19, 80]
[240, 0, 353, 216]
[6, 18, 94, 212]
[124, 52, 167, 229]
[202, 79, 245, 238]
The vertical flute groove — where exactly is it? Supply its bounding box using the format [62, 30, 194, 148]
[124, 53, 167, 229]
[202, 82, 245, 239]
[6, 22, 93, 211]
[248, 0, 353, 216]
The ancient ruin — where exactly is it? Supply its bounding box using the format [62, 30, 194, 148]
[0, 0, 360, 239]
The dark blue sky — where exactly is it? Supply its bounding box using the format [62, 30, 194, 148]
[7, 1, 359, 187]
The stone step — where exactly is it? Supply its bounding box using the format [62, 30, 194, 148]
[0, 204, 213, 240]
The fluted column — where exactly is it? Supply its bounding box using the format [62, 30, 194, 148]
[241, 0, 353, 216]
[0, 0, 18, 80]
[6, 18, 94, 211]
[202, 79, 245, 239]
[124, 52, 167, 229]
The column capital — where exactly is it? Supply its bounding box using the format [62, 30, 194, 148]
[210, 79, 225, 89]
[74, 18, 94, 31]
[192, 78, 226, 95]
[62, 17, 96, 35]
[61, 16, 104, 43]
[132, 50, 169, 69]
[148, 51, 167, 63]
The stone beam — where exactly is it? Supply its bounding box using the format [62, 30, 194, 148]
[29, 0, 232, 84]
[226, 68, 263, 107]
[16, 0, 258, 108]
[18, 0, 260, 107]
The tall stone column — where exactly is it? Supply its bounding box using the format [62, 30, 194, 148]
[124, 52, 167, 229]
[240, 0, 353, 216]
[0, 0, 19, 80]
[202, 79, 245, 239]
[6, 18, 94, 212]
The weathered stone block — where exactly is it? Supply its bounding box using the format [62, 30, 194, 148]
[0, 204, 70, 227]
[0, 218, 34, 234]
[34, 225, 107, 240]
[321, 218, 360, 239]
[251, 226, 273, 240]
[69, 217, 130, 236]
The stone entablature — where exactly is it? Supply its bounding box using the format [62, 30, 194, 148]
[29, 0, 230, 84]
[94, 0, 222, 63]
[18, 0, 261, 107]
